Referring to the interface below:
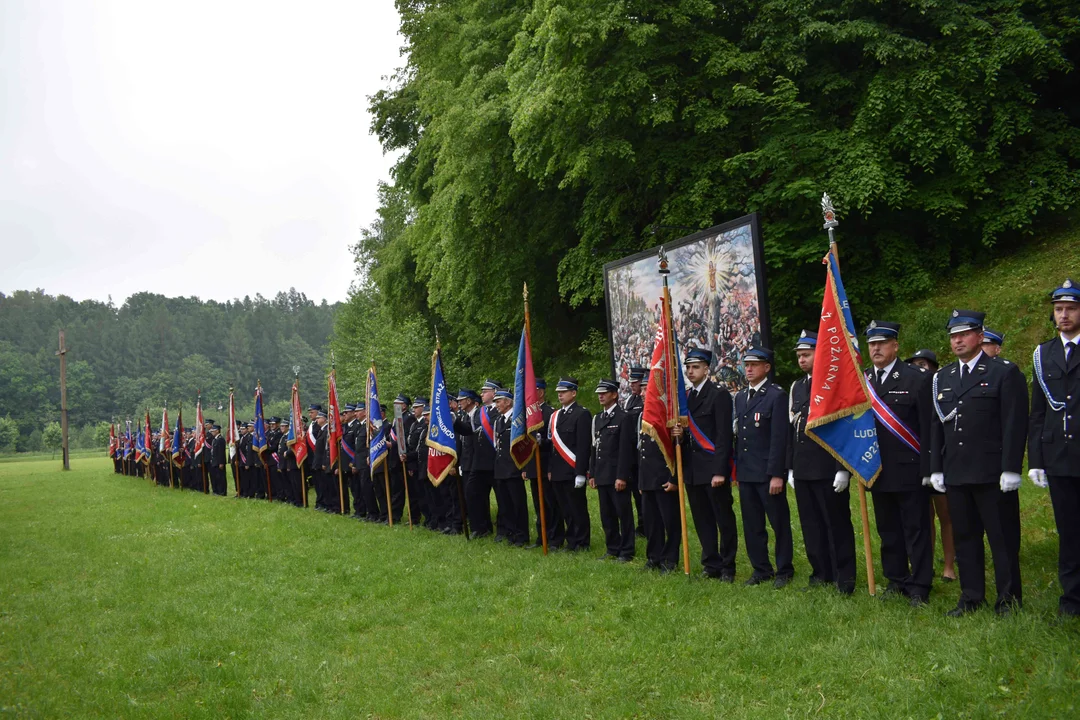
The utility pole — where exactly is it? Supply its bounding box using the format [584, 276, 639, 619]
[56, 330, 70, 471]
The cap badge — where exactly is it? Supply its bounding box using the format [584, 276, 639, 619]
[1065, 279, 1073, 289]
[800, 330, 807, 338]
[952, 310, 959, 317]
[869, 320, 877, 329]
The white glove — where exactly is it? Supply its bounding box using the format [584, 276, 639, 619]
[1000, 472, 1022, 493]
[921, 476, 931, 487]
[833, 470, 850, 493]
[930, 472, 946, 493]
[1028, 468, 1048, 489]
[787, 470, 795, 489]
[574, 475, 587, 489]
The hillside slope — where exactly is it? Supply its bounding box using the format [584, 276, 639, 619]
[879, 221, 1080, 374]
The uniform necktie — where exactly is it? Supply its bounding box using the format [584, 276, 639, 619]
[959, 364, 967, 383]
[689, 388, 698, 401]
[1067, 341, 1077, 370]
[875, 368, 885, 385]
[747, 388, 756, 400]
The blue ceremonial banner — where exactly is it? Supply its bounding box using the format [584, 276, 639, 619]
[368, 365, 388, 470]
[509, 326, 539, 469]
[426, 347, 457, 485]
[253, 385, 268, 460]
[805, 247, 881, 486]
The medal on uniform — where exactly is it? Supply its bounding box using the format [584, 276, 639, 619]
[754, 412, 760, 427]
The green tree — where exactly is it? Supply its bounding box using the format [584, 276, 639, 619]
[42, 422, 62, 458]
[0, 416, 18, 453]
[349, 0, 1079, 383]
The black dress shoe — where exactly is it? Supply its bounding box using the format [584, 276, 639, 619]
[946, 603, 983, 618]
[718, 574, 735, 584]
[837, 585, 855, 596]
[469, 531, 490, 540]
[773, 576, 792, 589]
[525, 542, 542, 549]
[879, 584, 907, 599]
[909, 596, 928, 608]
[743, 575, 773, 587]
[616, 555, 633, 563]
[658, 563, 677, 574]
[643, 560, 658, 570]
[995, 602, 1020, 617]
[598, 552, 618, 561]
[493, 534, 506, 543]
[807, 577, 827, 587]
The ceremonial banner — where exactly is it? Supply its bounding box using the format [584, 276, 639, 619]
[135, 430, 146, 464]
[289, 381, 308, 467]
[144, 411, 153, 463]
[172, 409, 184, 468]
[159, 407, 170, 453]
[193, 398, 206, 459]
[805, 248, 882, 487]
[124, 420, 132, 458]
[640, 289, 687, 473]
[509, 325, 541, 468]
[253, 385, 267, 462]
[327, 370, 342, 470]
[367, 366, 388, 470]
[426, 346, 457, 486]
[108, 424, 117, 456]
[226, 391, 237, 461]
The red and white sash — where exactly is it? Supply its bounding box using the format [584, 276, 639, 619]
[865, 376, 920, 454]
[548, 409, 576, 467]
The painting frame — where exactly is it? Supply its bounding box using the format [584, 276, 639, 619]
[602, 213, 771, 399]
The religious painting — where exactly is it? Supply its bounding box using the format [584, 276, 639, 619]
[603, 214, 770, 400]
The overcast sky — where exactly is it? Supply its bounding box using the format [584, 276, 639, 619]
[0, 0, 403, 306]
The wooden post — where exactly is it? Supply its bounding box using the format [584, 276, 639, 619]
[384, 463, 393, 527]
[300, 464, 308, 508]
[338, 462, 347, 515]
[56, 330, 70, 471]
[858, 483, 877, 596]
[401, 461, 412, 528]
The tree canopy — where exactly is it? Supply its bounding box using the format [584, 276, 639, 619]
[338, 0, 1078, 395]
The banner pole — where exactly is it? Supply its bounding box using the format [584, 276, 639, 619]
[662, 278, 691, 577]
[823, 194, 876, 596]
[524, 284, 548, 555]
[384, 463, 393, 527]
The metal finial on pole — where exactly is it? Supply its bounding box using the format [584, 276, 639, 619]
[821, 192, 838, 245]
[657, 245, 670, 275]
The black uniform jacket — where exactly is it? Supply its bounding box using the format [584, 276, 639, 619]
[453, 411, 476, 473]
[588, 404, 635, 486]
[623, 394, 644, 415]
[787, 375, 840, 480]
[211, 435, 226, 466]
[680, 379, 734, 486]
[493, 412, 519, 479]
[929, 352, 1028, 484]
[523, 402, 555, 480]
[867, 360, 933, 492]
[637, 414, 675, 492]
[1029, 337, 1080, 475]
[733, 381, 789, 483]
[314, 423, 329, 470]
[548, 401, 592, 482]
[454, 405, 496, 473]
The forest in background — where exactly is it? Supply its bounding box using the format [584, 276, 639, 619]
[0, 290, 337, 452]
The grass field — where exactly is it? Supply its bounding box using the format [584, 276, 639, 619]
[1, 456, 1078, 719]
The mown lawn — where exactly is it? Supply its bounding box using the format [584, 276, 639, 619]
[1, 456, 1078, 719]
